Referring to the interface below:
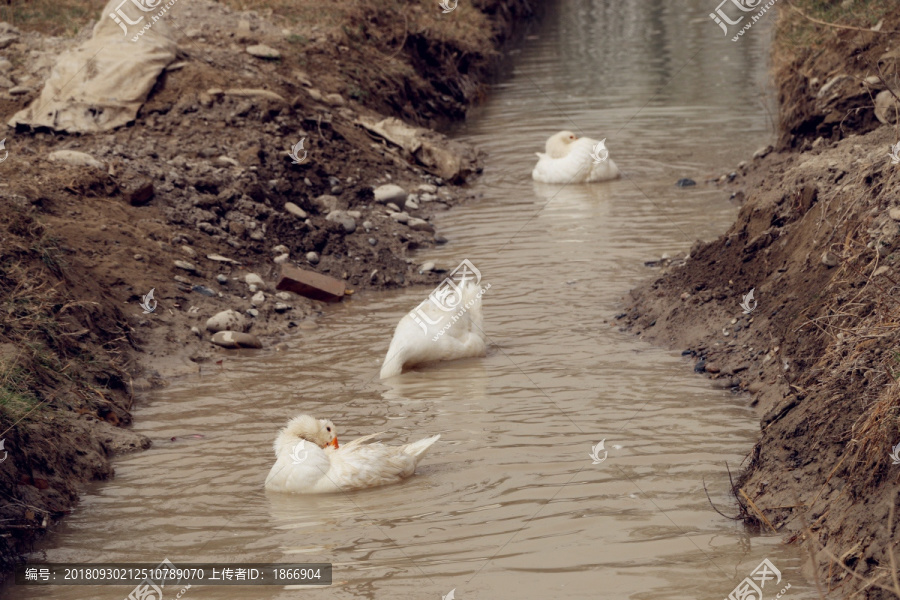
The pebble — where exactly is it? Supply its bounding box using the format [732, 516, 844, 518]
[211, 330, 263, 349]
[284, 202, 308, 219]
[272, 244, 289, 254]
[245, 273, 264, 286]
[306, 251, 320, 264]
[206, 309, 248, 333]
[362, 220, 374, 230]
[406, 217, 434, 232]
[274, 253, 290, 264]
[417, 183, 437, 193]
[386, 202, 401, 212]
[368, 238, 377, 246]
[676, 178, 696, 187]
[753, 145, 772, 160]
[419, 261, 435, 273]
[190, 326, 202, 337]
[373, 184, 407, 205]
[434, 235, 448, 244]
[246, 44, 281, 59]
[249, 284, 258, 293]
[216, 274, 228, 284]
[889, 208, 900, 221]
[275, 292, 292, 301]
[390, 211, 410, 224]
[324, 93, 345, 106]
[405, 198, 420, 210]
[821, 251, 839, 267]
[174, 260, 197, 272]
[710, 377, 739, 390]
[420, 193, 436, 202]
[705, 363, 721, 374]
[274, 302, 291, 313]
[246, 308, 259, 318]
[134, 254, 144, 261]
[8, 86, 30, 95]
[326, 210, 357, 234]
[181, 245, 197, 258]
[174, 275, 192, 284]
[47, 150, 104, 169]
[192, 285, 216, 297]
[251, 291, 266, 306]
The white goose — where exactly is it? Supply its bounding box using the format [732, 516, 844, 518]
[264, 415, 440, 494]
[532, 130, 621, 183]
[380, 279, 486, 379]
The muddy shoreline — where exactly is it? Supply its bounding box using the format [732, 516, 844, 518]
[0, 0, 538, 577]
[623, 4, 900, 597]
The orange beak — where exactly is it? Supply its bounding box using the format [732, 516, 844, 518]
[330, 437, 339, 449]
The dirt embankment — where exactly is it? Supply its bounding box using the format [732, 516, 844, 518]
[623, 3, 900, 597]
[0, 0, 537, 577]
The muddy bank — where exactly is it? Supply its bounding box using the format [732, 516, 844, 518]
[623, 3, 900, 597]
[0, 0, 537, 577]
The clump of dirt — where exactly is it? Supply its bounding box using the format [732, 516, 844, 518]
[0, 0, 538, 579]
[622, 3, 900, 597]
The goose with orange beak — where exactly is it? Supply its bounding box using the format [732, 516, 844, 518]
[264, 415, 440, 494]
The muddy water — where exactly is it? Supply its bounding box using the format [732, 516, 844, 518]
[16, 3, 816, 600]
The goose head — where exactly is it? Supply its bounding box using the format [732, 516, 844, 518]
[546, 130, 578, 158]
[277, 414, 339, 451]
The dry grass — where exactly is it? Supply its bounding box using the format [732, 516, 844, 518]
[777, 0, 896, 50]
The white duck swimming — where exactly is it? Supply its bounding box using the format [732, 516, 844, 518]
[532, 130, 621, 184]
[264, 415, 440, 494]
[380, 279, 487, 379]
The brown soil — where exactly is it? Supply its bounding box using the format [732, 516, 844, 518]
[623, 3, 900, 598]
[0, 0, 537, 577]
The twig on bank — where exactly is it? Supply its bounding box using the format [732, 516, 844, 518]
[784, 0, 900, 34]
[738, 488, 778, 533]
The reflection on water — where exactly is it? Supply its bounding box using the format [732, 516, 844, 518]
[10, 1, 816, 600]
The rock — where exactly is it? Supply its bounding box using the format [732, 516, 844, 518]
[272, 244, 289, 254]
[306, 251, 320, 265]
[249, 284, 258, 293]
[705, 363, 721, 374]
[206, 309, 249, 333]
[347, 210, 362, 219]
[405, 198, 420, 210]
[181, 245, 197, 258]
[694, 360, 707, 373]
[124, 179, 154, 206]
[314, 195, 339, 213]
[753, 145, 772, 160]
[324, 93, 345, 106]
[676, 178, 696, 187]
[246, 308, 259, 318]
[821, 251, 839, 267]
[326, 210, 357, 233]
[386, 202, 401, 212]
[417, 183, 437, 193]
[246, 44, 281, 59]
[211, 331, 263, 349]
[390, 211, 410, 224]
[174, 275, 191, 285]
[888, 207, 900, 221]
[406, 217, 435, 232]
[174, 260, 197, 273]
[225, 88, 287, 104]
[216, 274, 228, 284]
[190, 326, 202, 338]
[8, 86, 30, 96]
[192, 285, 216, 297]
[276, 264, 345, 302]
[373, 184, 407, 205]
[419, 261, 435, 273]
[710, 377, 740, 390]
[368, 238, 377, 246]
[875, 90, 900, 125]
[251, 291, 266, 306]
[274, 302, 291, 313]
[420, 193, 436, 202]
[362, 220, 374, 230]
[245, 273, 264, 286]
[213, 156, 239, 168]
[274, 253, 290, 264]
[284, 202, 308, 219]
[47, 150, 104, 170]
[434, 234, 448, 244]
